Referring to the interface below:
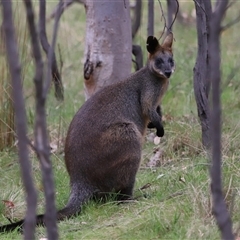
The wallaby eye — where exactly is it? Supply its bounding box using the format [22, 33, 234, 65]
[155, 58, 164, 66]
[168, 58, 174, 66]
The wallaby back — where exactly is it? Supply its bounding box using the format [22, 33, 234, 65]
[0, 33, 175, 233]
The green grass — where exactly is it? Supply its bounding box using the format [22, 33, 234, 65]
[1, 1, 240, 239]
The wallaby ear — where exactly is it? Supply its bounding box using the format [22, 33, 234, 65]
[161, 32, 173, 50]
[146, 36, 160, 54]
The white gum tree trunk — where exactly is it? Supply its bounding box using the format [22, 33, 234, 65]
[83, 0, 132, 99]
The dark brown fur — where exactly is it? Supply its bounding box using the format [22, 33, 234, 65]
[0, 33, 175, 233]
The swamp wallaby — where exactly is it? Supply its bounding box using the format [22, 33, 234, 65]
[0, 32, 175, 233]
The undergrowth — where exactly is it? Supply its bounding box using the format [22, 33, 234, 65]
[1, 1, 240, 239]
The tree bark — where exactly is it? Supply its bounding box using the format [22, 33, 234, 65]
[83, 0, 132, 99]
[193, 0, 211, 149]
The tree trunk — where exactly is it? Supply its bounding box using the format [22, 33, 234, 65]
[193, 0, 211, 149]
[209, 0, 234, 238]
[83, 0, 132, 99]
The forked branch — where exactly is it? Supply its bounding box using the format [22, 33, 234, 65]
[158, 0, 179, 40]
[221, 14, 240, 31]
[168, 0, 179, 31]
[39, 0, 64, 101]
[24, 0, 59, 238]
[49, 0, 84, 19]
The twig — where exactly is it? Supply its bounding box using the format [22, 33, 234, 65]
[58, 43, 63, 77]
[43, 0, 63, 100]
[157, 0, 167, 40]
[26, 137, 38, 153]
[160, 191, 184, 202]
[226, 1, 236, 10]
[221, 14, 240, 32]
[169, 0, 179, 30]
[157, 0, 178, 40]
[39, 0, 64, 101]
[49, 0, 77, 19]
[6, 217, 13, 224]
[222, 65, 240, 89]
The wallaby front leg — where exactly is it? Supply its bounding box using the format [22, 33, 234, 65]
[149, 108, 164, 137]
[148, 106, 163, 128]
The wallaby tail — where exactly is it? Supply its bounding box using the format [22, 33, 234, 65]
[0, 183, 93, 233]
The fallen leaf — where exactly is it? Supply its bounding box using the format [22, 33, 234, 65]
[2, 200, 14, 209]
[154, 136, 160, 145]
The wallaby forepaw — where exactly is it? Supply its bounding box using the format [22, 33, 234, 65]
[156, 127, 164, 137]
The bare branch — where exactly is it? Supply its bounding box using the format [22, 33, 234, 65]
[168, 0, 179, 31]
[147, 0, 154, 36]
[132, 44, 143, 70]
[157, 0, 167, 39]
[157, 0, 178, 39]
[23, 0, 58, 238]
[221, 14, 240, 32]
[39, 0, 64, 101]
[1, 0, 38, 238]
[49, 0, 83, 19]
[226, 1, 236, 10]
[131, 0, 142, 39]
[43, 0, 63, 100]
[57, 44, 63, 77]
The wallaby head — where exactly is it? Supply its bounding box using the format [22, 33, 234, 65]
[146, 33, 175, 79]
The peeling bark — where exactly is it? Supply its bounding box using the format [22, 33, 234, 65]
[83, 0, 132, 99]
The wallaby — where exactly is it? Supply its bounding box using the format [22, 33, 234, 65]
[0, 32, 175, 233]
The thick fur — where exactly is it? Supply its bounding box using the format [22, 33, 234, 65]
[0, 33, 175, 233]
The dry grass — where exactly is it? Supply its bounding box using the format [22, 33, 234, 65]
[0, 34, 15, 150]
[0, 2, 30, 151]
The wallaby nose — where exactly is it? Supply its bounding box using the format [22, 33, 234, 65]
[164, 71, 172, 78]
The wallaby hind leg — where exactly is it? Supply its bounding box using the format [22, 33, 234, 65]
[117, 184, 134, 201]
[94, 121, 142, 189]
